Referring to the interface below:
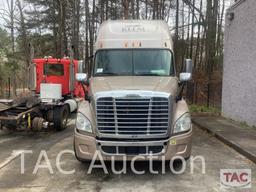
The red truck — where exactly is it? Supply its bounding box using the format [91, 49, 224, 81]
[0, 57, 85, 131]
[32, 57, 84, 97]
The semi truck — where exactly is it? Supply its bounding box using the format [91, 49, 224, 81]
[0, 57, 85, 131]
[74, 20, 193, 161]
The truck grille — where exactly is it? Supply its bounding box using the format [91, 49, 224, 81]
[96, 97, 169, 136]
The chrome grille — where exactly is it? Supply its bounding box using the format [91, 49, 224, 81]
[96, 97, 169, 135]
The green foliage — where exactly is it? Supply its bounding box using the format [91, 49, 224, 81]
[189, 104, 220, 114]
[0, 27, 21, 85]
[213, 54, 223, 66]
[0, 28, 11, 80]
[30, 33, 55, 57]
[0, 28, 11, 62]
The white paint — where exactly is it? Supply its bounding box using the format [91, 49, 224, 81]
[0, 150, 25, 169]
[40, 83, 62, 102]
[64, 99, 78, 112]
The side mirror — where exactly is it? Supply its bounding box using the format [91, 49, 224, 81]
[180, 59, 193, 82]
[76, 73, 88, 82]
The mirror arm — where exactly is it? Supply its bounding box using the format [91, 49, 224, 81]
[80, 82, 91, 103]
[85, 79, 90, 87]
[85, 94, 91, 103]
[176, 82, 186, 102]
[176, 58, 193, 102]
[87, 55, 94, 59]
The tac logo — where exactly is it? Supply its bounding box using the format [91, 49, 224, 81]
[220, 169, 251, 189]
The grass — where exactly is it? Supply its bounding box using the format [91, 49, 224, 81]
[189, 104, 221, 114]
[190, 105, 256, 129]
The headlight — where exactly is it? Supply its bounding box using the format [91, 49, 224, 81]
[173, 113, 191, 134]
[76, 113, 92, 133]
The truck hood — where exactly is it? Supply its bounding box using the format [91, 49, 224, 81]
[90, 76, 178, 96]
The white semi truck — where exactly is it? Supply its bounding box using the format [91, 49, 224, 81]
[74, 20, 193, 161]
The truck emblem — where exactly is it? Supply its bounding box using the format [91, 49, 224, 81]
[125, 94, 140, 98]
[122, 25, 145, 33]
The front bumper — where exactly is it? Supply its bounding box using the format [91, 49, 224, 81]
[74, 128, 193, 161]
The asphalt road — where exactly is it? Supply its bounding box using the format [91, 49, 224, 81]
[0, 120, 255, 192]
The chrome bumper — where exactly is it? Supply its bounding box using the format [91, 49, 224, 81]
[74, 128, 193, 161]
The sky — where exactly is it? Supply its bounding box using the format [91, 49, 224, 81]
[0, 0, 235, 34]
[0, 0, 8, 28]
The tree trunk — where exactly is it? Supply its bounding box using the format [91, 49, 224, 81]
[131, 0, 135, 19]
[216, 0, 225, 69]
[185, 4, 191, 58]
[194, 0, 203, 69]
[100, 0, 104, 22]
[153, 0, 158, 19]
[106, 0, 109, 20]
[174, 0, 179, 69]
[85, 0, 89, 72]
[205, 0, 218, 106]
[189, 0, 195, 59]
[7, 0, 15, 54]
[136, 0, 139, 19]
[123, 0, 129, 19]
[180, 1, 185, 73]
[145, 0, 148, 19]
[17, 0, 30, 93]
[72, 0, 80, 59]
[88, 0, 96, 74]
[52, 0, 58, 57]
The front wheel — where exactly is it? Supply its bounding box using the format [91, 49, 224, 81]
[53, 105, 70, 131]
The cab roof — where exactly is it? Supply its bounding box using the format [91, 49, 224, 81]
[95, 20, 173, 51]
[32, 57, 77, 64]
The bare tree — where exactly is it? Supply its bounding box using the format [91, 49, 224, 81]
[16, 0, 30, 68]
[123, 0, 129, 19]
[194, 0, 203, 69]
[7, 0, 15, 53]
[174, 0, 179, 68]
[136, 0, 139, 19]
[71, 0, 80, 59]
[189, 0, 195, 59]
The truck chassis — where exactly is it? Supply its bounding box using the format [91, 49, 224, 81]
[0, 96, 70, 131]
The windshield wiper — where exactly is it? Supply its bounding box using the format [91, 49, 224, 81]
[95, 72, 118, 76]
[95, 72, 133, 76]
[135, 73, 163, 76]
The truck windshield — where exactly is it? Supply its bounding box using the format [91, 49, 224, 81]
[94, 49, 174, 76]
[44, 64, 64, 76]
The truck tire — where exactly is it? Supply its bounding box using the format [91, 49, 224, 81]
[53, 105, 70, 131]
[32, 117, 45, 131]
